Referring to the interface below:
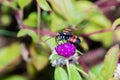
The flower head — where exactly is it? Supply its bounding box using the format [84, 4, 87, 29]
[55, 42, 76, 58]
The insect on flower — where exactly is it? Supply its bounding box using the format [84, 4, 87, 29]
[56, 26, 81, 45]
[49, 27, 83, 67]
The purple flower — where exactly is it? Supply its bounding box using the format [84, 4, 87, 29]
[55, 42, 76, 58]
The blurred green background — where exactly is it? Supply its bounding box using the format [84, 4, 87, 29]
[0, 0, 120, 80]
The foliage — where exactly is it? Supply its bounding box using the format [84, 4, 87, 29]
[0, 0, 120, 80]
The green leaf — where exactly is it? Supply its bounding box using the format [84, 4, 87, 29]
[3, 0, 18, 10]
[30, 45, 49, 71]
[88, 71, 99, 80]
[33, 55, 48, 71]
[49, 0, 85, 26]
[90, 63, 104, 76]
[1, 14, 11, 26]
[23, 12, 37, 28]
[27, 62, 36, 76]
[0, 43, 21, 72]
[42, 36, 57, 48]
[90, 15, 111, 28]
[83, 23, 113, 47]
[76, 0, 111, 27]
[75, 0, 94, 12]
[37, 0, 51, 11]
[70, 64, 89, 78]
[76, 0, 113, 47]
[3, 75, 27, 80]
[41, 11, 51, 25]
[50, 12, 68, 32]
[17, 29, 38, 43]
[98, 45, 119, 80]
[18, 0, 32, 8]
[69, 64, 82, 80]
[112, 18, 120, 30]
[55, 67, 68, 80]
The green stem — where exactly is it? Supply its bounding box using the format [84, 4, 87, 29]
[19, 8, 24, 27]
[66, 60, 72, 80]
[71, 64, 89, 78]
[37, 3, 41, 42]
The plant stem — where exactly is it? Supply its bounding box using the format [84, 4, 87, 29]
[37, 3, 41, 42]
[19, 8, 24, 28]
[81, 28, 112, 37]
[71, 64, 89, 78]
[66, 60, 72, 80]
